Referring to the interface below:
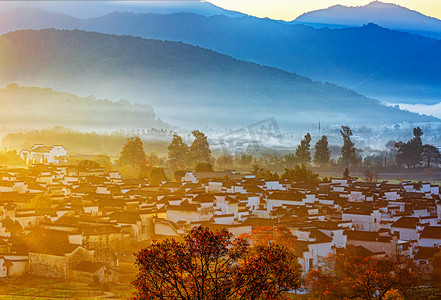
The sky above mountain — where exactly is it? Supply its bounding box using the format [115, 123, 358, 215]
[0, 1, 439, 22]
[208, 0, 441, 21]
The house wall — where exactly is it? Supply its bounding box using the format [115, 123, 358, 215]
[167, 210, 199, 223]
[347, 240, 397, 256]
[419, 238, 441, 248]
[29, 253, 67, 278]
[154, 221, 179, 236]
[391, 227, 418, 241]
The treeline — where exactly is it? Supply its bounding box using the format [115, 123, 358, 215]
[110, 125, 441, 183]
[2, 127, 170, 156]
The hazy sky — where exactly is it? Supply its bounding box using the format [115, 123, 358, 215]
[208, 0, 441, 21]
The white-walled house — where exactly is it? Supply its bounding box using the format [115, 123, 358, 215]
[391, 217, 420, 241]
[342, 208, 381, 232]
[419, 226, 441, 247]
[20, 145, 67, 165]
[0, 255, 28, 277]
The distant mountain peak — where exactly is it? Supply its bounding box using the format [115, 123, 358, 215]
[295, 1, 441, 38]
[365, 1, 394, 7]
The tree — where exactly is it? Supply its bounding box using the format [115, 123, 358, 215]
[195, 162, 214, 172]
[421, 144, 441, 168]
[118, 137, 146, 167]
[28, 194, 53, 212]
[284, 153, 296, 169]
[395, 127, 424, 168]
[281, 164, 318, 184]
[430, 250, 441, 288]
[216, 154, 234, 169]
[1, 217, 23, 236]
[189, 130, 212, 166]
[306, 250, 417, 300]
[77, 159, 101, 170]
[295, 133, 312, 165]
[133, 226, 302, 300]
[340, 126, 357, 168]
[314, 135, 331, 167]
[240, 225, 298, 253]
[235, 154, 253, 167]
[343, 168, 350, 179]
[256, 169, 279, 181]
[149, 167, 167, 186]
[173, 170, 187, 182]
[364, 169, 377, 183]
[147, 151, 161, 167]
[168, 134, 189, 171]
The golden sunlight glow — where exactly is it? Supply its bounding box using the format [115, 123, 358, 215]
[207, 0, 441, 21]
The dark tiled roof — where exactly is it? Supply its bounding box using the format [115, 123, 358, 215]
[71, 261, 107, 273]
[30, 242, 81, 256]
[391, 217, 419, 229]
[414, 247, 440, 260]
[420, 226, 441, 240]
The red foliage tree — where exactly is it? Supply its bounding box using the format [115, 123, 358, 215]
[239, 225, 297, 253]
[306, 250, 417, 299]
[132, 226, 302, 300]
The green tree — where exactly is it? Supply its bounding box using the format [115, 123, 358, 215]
[313, 135, 331, 167]
[295, 133, 312, 165]
[118, 137, 146, 166]
[28, 194, 53, 212]
[430, 250, 441, 288]
[235, 154, 253, 167]
[256, 169, 280, 181]
[284, 153, 296, 169]
[281, 164, 318, 184]
[168, 134, 189, 171]
[340, 126, 357, 168]
[216, 154, 234, 169]
[421, 144, 441, 168]
[195, 162, 214, 172]
[149, 167, 167, 185]
[395, 127, 424, 168]
[77, 159, 101, 170]
[189, 130, 212, 166]
[147, 151, 161, 167]
[173, 170, 187, 182]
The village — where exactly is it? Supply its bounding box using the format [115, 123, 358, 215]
[0, 143, 437, 292]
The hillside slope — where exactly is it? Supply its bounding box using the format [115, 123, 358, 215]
[0, 84, 166, 130]
[0, 29, 435, 128]
[1, 9, 440, 104]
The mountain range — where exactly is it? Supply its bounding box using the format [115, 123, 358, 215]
[0, 29, 435, 129]
[0, 0, 245, 19]
[295, 1, 441, 39]
[0, 6, 440, 105]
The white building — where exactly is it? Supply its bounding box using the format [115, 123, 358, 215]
[20, 145, 67, 165]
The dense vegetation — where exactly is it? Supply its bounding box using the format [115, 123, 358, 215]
[133, 226, 302, 299]
[2, 127, 170, 156]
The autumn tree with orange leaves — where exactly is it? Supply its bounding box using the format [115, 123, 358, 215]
[306, 250, 417, 300]
[239, 225, 298, 253]
[132, 226, 302, 300]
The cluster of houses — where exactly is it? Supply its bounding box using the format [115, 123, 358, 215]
[0, 146, 440, 285]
